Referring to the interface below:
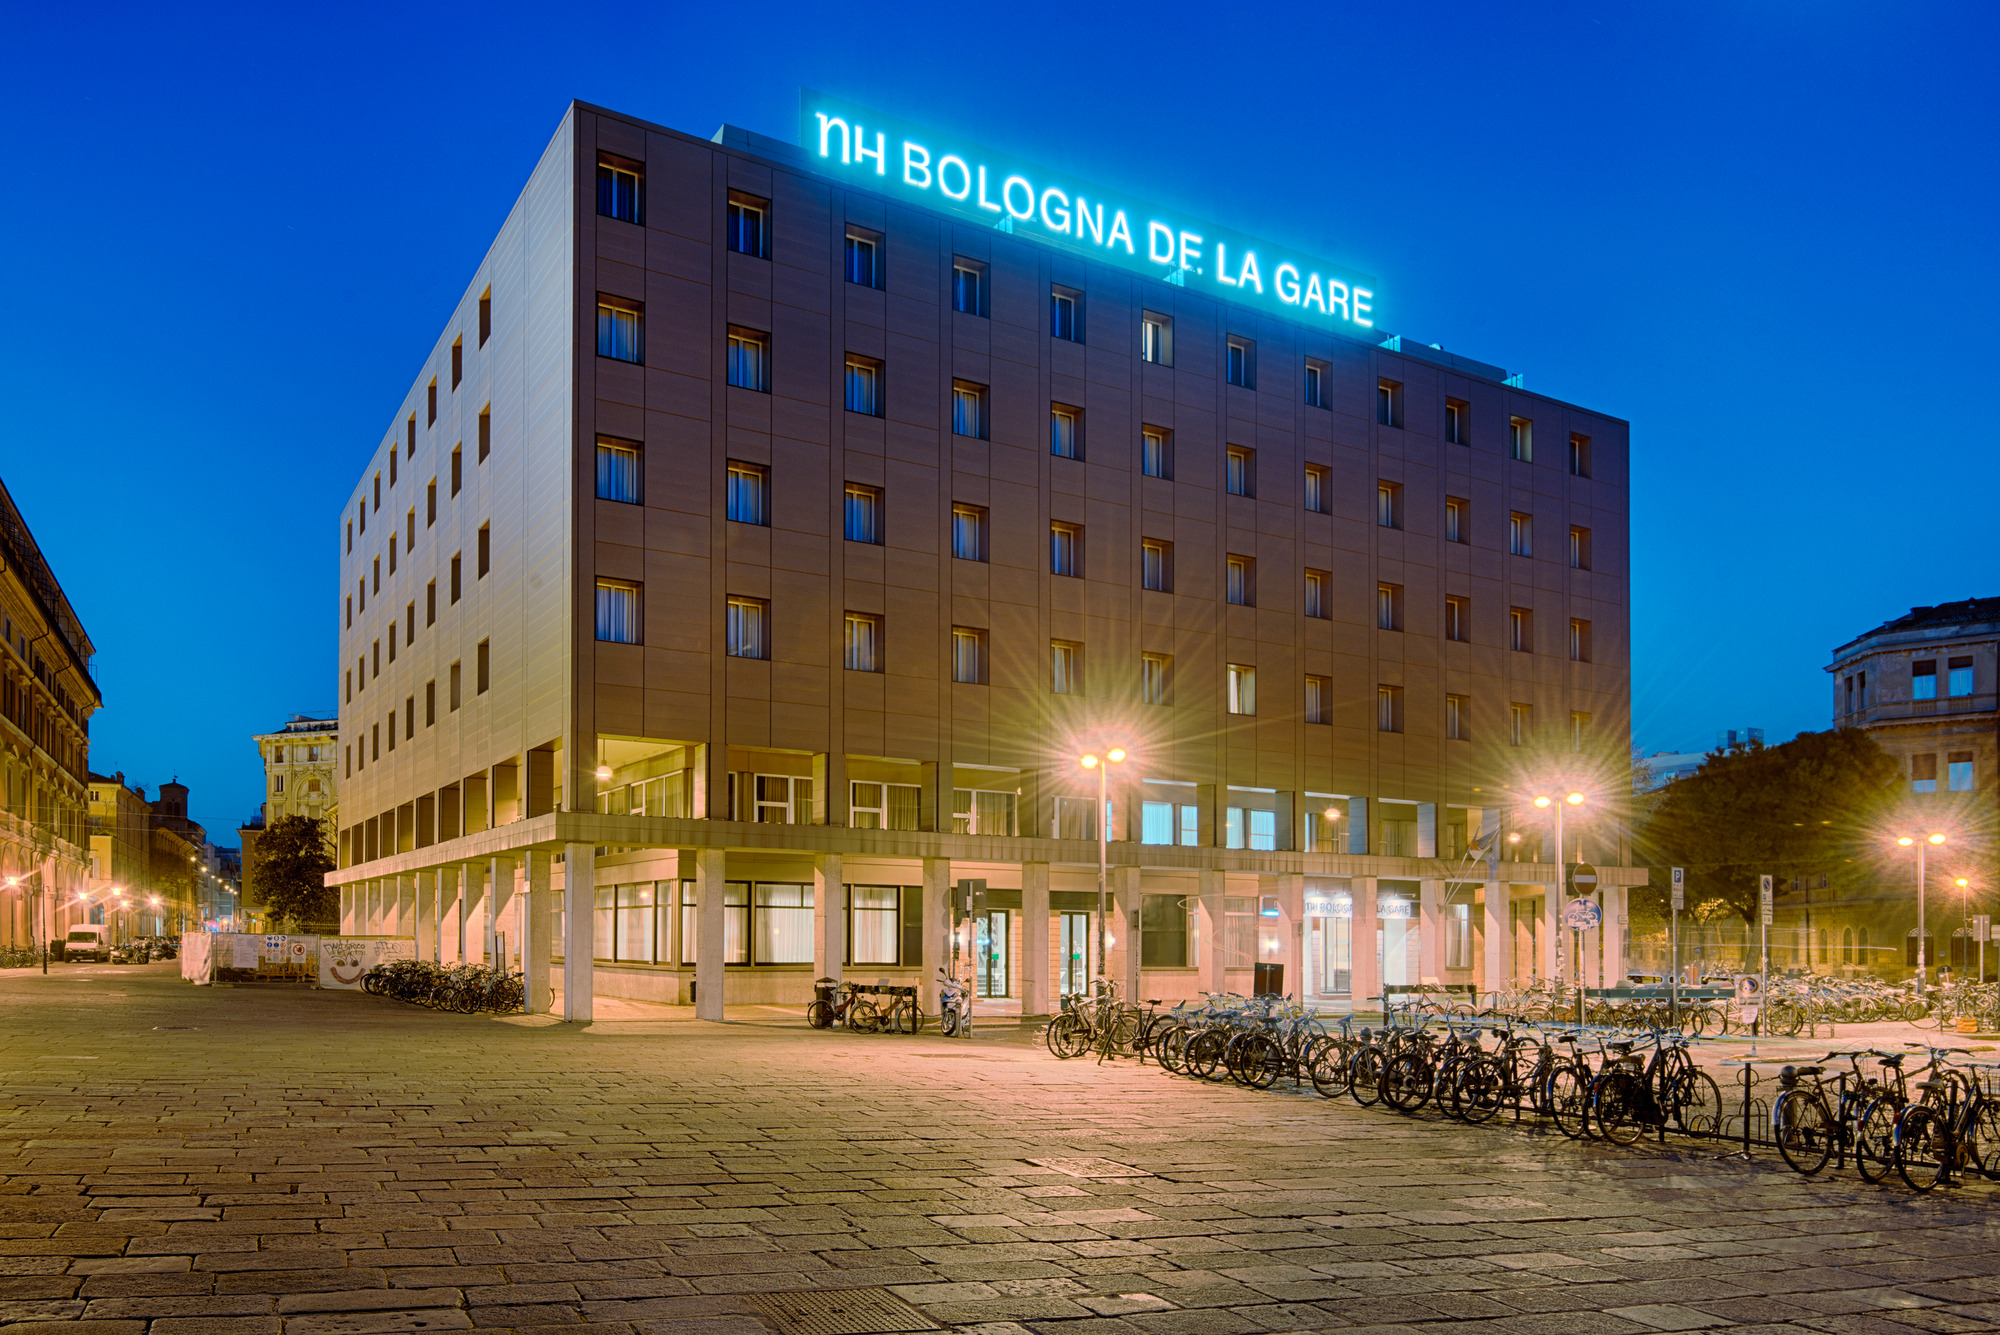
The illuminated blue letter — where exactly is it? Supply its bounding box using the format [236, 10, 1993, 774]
[939, 155, 971, 200]
[1040, 187, 1071, 233]
[1352, 288, 1373, 327]
[902, 141, 932, 188]
[1002, 175, 1035, 220]
[1107, 210, 1134, 254]
[1073, 197, 1103, 245]
[853, 128, 886, 175]
[1178, 231, 1202, 273]
[1275, 263, 1300, 304]
[1237, 250, 1262, 294]
[1302, 273, 1326, 313]
[976, 166, 1002, 213]
[1327, 281, 1350, 320]
[814, 113, 850, 163]
[1214, 242, 1235, 286]
[1148, 221, 1175, 264]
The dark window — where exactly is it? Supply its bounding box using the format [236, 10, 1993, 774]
[1141, 427, 1173, 480]
[451, 445, 462, 496]
[478, 287, 491, 346]
[1376, 378, 1402, 427]
[425, 680, 436, 727]
[451, 338, 462, 389]
[844, 230, 881, 287]
[1050, 286, 1081, 341]
[426, 479, 436, 527]
[406, 415, 415, 455]
[477, 523, 490, 578]
[1305, 360, 1327, 407]
[1226, 337, 1253, 387]
[426, 580, 436, 627]
[427, 379, 437, 426]
[450, 553, 461, 603]
[449, 661, 461, 710]
[1445, 398, 1468, 445]
[726, 194, 768, 257]
[478, 406, 490, 462]
[953, 259, 986, 315]
[597, 155, 642, 223]
[476, 639, 490, 694]
[1226, 446, 1254, 497]
[1050, 404, 1082, 459]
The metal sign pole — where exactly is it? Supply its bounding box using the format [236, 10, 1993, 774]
[1758, 874, 1772, 1039]
[1670, 867, 1684, 1030]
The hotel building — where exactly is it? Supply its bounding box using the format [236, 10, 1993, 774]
[328, 100, 1639, 1019]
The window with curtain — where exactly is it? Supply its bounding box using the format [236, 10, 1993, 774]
[727, 329, 768, 390]
[951, 788, 1017, 835]
[1050, 405, 1081, 459]
[658, 881, 684, 964]
[849, 886, 901, 965]
[596, 439, 640, 503]
[1051, 641, 1081, 694]
[681, 881, 697, 963]
[723, 882, 749, 963]
[615, 883, 655, 962]
[952, 382, 988, 438]
[597, 298, 642, 362]
[726, 597, 767, 659]
[726, 463, 767, 524]
[753, 884, 814, 964]
[595, 580, 641, 644]
[951, 505, 987, 561]
[844, 485, 881, 543]
[593, 884, 615, 960]
[1227, 664, 1256, 715]
[844, 357, 882, 415]
[951, 628, 984, 684]
[844, 614, 880, 672]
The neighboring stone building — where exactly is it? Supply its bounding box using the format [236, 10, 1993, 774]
[239, 715, 339, 927]
[0, 476, 99, 953]
[85, 772, 162, 933]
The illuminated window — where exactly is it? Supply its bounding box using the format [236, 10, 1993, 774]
[597, 296, 642, 363]
[597, 155, 642, 223]
[1376, 378, 1402, 427]
[951, 628, 986, 684]
[726, 327, 768, 391]
[1051, 641, 1082, 695]
[1141, 539, 1172, 593]
[727, 598, 769, 659]
[844, 356, 882, 415]
[1913, 660, 1937, 700]
[1227, 664, 1256, 715]
[1050, 404, 1081, 459]
[952, 381, 988, 439]
[1948, 752, 1974, 791]
[1912, 753, 1937, 792]
[727, 194, 768, 257]
[726, 463, 769, 525]
[1141, 312, 1172, 365]
[953, 258, 987, 315]
[843, 614, 881, 672]
[1949, 656, 1974, 696]
[596, 580, 642, 644]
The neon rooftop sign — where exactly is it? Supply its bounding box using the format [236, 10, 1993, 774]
[800, 91, 1378, 331]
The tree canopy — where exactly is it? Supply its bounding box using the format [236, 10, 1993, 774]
[247, 815, 338, 932]
[1633, 728, 1902, 925]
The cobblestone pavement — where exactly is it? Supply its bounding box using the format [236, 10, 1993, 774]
[5, 963, 2000, 1335]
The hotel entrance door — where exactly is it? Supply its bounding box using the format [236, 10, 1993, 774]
[1058, 911, 1088, 997]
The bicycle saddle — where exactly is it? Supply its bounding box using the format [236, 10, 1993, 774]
[1915, 1080, 1946, 1093]
[1145, 999, 1163, 1006]
[1794, 1065, 1824, 1077]
[1879, 1054, 1905, 1067]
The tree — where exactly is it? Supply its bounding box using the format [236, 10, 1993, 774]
[246, 815, 337, 932]
[1632, 728, 1902, 927]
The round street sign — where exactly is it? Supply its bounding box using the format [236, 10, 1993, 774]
[1565, 862, 1599, 895]
[1562, 898, 1602, 931]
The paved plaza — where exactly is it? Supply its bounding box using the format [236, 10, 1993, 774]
[4, 964, 2000, 1335]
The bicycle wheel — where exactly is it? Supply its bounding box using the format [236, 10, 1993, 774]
[848, 998, 883, 1034]
[1234, 1034, 1283, 1090]
[1774, 1091, 1834, 1175]
[1971, 1101, 2000, 1181]
[1045, 1013, 1084, 1057]
[1107, 1009, 1140, 1052]
[1348, 1046, 1386, 1107]
[1854, 1097, 1899, 1183]
[1452, 1056, 1507, 1125]
[1592, 1072, 1646, 1146]
[1156, 1025, 1190, 1074]
[1670, 1071, 1724, 1137]
[1691, 1007, 1725, 1038]
[805, 1000, 834, 1029]
[901, 1000, 927, 1035]
[1188, 1030, 1231, 1081]
[1547, 1063, 1590, 1139]
[1895, 1105, 1950, 1191]
[1381, 1053, 1434, 1114]
[1308, 1042, 1352, 1099]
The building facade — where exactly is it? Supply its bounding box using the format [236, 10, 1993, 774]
[240, 715, 339, 927]
[328, 101, 1639, 1019]
[0, 477, 98, 953]
[83, 772, 166, 937]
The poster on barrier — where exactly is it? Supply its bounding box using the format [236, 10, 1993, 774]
[230, 934, 260, 971]
[316, 938, 415, 989]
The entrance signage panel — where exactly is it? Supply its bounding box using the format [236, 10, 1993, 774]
[801, 92, 1380, 331]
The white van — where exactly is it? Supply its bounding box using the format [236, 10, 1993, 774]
[62, 925, 110, 962]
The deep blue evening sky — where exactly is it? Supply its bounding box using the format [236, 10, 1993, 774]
[2, 2, 1994, 840]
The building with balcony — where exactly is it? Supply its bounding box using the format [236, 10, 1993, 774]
[327, 99, 1640, 1019]
[0, 477, 97, 952]
[240, 714, 339, 927]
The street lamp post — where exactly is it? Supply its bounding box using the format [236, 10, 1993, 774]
[1532, 791, 1585, 980]
[1896, 833, 1946, 990]
[1079, 747, 1127, 988]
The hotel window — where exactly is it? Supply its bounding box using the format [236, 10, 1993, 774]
[848, 885, 902, 962]
[1141, 311, 1172, 365]
[345, 595, 352, 629]
[1948, 656, 1974, 696]
[477, 522, 490, 577]
[389, 534, 398, 576]
[1445, 397, 1468, 445]
[1445, 596, 1468, 642]
[1912, 753, 1938, 793]
[1509, 511, 1532, 556]
[406, 508, 416, 551]
[1050, 522, 1082, 577]
[346, 520, 353, 553]
[1509, 416, 1532, 461]
[726, 463, 769, 525]
[1305, 675, 1330, 724]
[1141, 653, 1171, 705]
[373, 473, 381, 510]
[476, 638, 490, 694]
[597, 155, 642, 223]
[1226, 446, 1254, 497]
[450, 553, 461, 603]
[1376, 582, 1402, 631]
[1050, 641, 1082, 695]
[849, 784, 919, 832]
[1050, 285, 1081, 341]
[952, 381, 988, 439]
[1446, 693, 1468, 740]
[1568, 433, 1592, 477]
[1305, 360, 1327, 407]
[726, 194, 768, 258]
[1509, 702, 1531, 746]
[844, 614, 881, 672]
[1913, 660, 1937, 700]
[1377, 684, 1402, 733]
[726, 327, 769, 391]
[595, 580, 642, 644]
[1376, 378, 1402, 427]
[844, 356, 882, 415]
[1227, 555, 1255, 607]
[1226, 336, 1253, 387]
[596, 437, 641, 503]
[451, 337, 462, 389]
[405, 600, 416, 645]
[478, 405, 490, 461]
[390, 447, 399, 486]
[1569, 525, 1591, 569]
[1141, 539, 1172, 593]
[405, 697, 415, 740]
[449, 661, 460, 711]
[427, 380, 437, 426]
[844, 229, 881, 287]
[478, 287, 491, 346]
[1304, 465, 1329, 514]
[951, 504, 987, 561]
[426, 580, 435, 627]
[952, 258, 987, 315]
[951, 628, 986, 684]
[726, 597, 769, 659]
[1227, 664, 1257, 715]
[1569, 618, 1591, 662]
[1446, 497, 1466, 544]
[1948, 751, 1975, 791]
[1304, 569, 1329, 619]
[388, 624, 397, 664]
[844, 484, 882, 544]
[1510, 607, 1532, 652]
[597, 296, 642, 363]
[451, 444, 462, 496]
[1569, 711, 1591, 754]
[1377, 481, 1402, 529]
[1141, 426, 1172, 479]
[1050, 404, 1082, 459]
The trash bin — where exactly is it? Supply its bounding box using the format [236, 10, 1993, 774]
[1253, 962, 1284, 997]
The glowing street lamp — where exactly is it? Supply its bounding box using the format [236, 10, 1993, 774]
[1893, 832, 1947, 987]
[1529, 789, 1587, 985]
[1079, 746, 1127, 984]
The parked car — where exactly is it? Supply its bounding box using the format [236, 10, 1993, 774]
[61, 925, 110, 963]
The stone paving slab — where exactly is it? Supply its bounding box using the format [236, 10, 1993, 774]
[3, 964, 2000, 1334]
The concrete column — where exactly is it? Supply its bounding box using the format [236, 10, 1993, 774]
[693, 847, 726, 1021]
[396, 875, 416, 941]
[1352, 876, 1380, 1015]
[414, 871, 436, 961]
[340, 886, 356, 935]
[1603, 885, 1627, 985]
[563, 844, 596, 1023]
[486, 857, 509, 971]
[1198, 867, 1226, 997]
[1113, 865, 1141, 1000]
[1544, 880, 1563, 982]
[462, 862, 486, 965]
[526, 851, 553, 1014]
[813, 852, 844, 983]
[1481, 881, 1508, 1000]
[1272, 872, 1304, 1000]
[921, 857, 951, 1011]
[1021, 862, 1050, 1016]
[1418, 878, 1444, 984]
[438, 866, 460, 964]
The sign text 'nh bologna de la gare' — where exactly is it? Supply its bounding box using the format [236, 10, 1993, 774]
[801, 92, 1379, 331]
